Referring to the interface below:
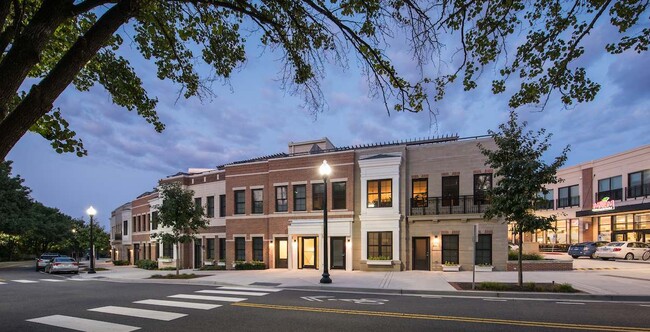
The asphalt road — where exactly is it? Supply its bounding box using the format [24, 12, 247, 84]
[1, 263, 650, 331]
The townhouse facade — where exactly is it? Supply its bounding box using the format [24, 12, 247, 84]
[114, 135, 511, 272]
[528, 144, 650, 247]
[109, 202, 131, 261]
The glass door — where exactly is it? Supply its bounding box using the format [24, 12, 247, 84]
[194, 239, 202, 268]
[412, 237, 430, 270]
[331, 237, 346, 269]
[275, 238, 288, 268]
[301, 237, 317, 269]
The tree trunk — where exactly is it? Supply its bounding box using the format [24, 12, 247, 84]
[518, 229, 523, 287]
[176, 241, 180, 276]
[0, 0, 139, 160]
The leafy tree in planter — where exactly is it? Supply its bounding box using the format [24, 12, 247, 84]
[153, 182, 207, 275]
[478, 111, 569, 287]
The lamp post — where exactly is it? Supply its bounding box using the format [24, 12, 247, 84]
[86, 206, 97, 274]
[319, 160, 332, 284]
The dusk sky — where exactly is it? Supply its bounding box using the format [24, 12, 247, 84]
[6, 19, 650, 230]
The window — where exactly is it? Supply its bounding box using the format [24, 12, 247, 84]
[628, 170, 650, 198]
[163, 242, 173, 258]
[558, 185, 579, 208]
[219, 194, 226, 217]
[597, 176, 622, 201]
[132, 217, 136, 233]
[276, 186, 288, 212]
[206, 196, 215, 217]
[536, 189, 555, 210]
[332, 182, 346, 210]
[219, 238, 226, 260]
[252, 189, 263, 214]
[473, 174, 492, 205]
[234, 190, 245, 214]
[136, 216, 141, 232]
[194, 197, 202, 213]
[253, 237, 263, 261]
[206, 238, 215, 260]
[475, 234, 492, 265]
[367, 179, 392, 208]
[123, 220, 128, 235]
[294, 185, 306, 211]
[442, 235, 459, 264]
[442, 176, 459, 206]
[151, 211, 158, 230]
[412, 178, 428, 207]
[312, 183, 325, 210]
[367, 231, 392, 259]
[235, 237, 246, 261]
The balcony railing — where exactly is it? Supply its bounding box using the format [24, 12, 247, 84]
[535, 199, 555, 210]
[557, 196, 580, 208]
[595, 189, 622, 202]
[627, 184, 650, 199]
[410, 195, 491, 216]
[113, 233, 122, 241]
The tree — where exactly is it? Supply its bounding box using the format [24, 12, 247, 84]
[1, 1, 645, 160]
[0, 160, 33, 260]
[478, 110, 569, 287]
[153, 182, 207, 275]
[22, 202, 74, 254]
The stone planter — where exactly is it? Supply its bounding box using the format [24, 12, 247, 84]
[217, 261, 226, 267]
[475, 265, 494, 272]
[366, 260, 393, 266]
[159, 258, 173, 263]
[442, 265, 460, 272]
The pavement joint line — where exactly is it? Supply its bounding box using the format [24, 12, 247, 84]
[556, 302, 585, 305]
[232, 302, 650, 332]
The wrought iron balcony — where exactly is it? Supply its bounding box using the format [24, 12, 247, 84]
[595, 189, 622, 202]
[535, 199, 555, 210]
[556, 196, 580, 208]
[410, 195, 491, 216]
[627, 184, 650, 199]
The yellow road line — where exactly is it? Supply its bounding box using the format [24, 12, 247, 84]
[233, 303, 650, 332]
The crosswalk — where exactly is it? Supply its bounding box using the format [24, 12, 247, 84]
[0, 278, 89, 285]
[26, 286, 281, 331]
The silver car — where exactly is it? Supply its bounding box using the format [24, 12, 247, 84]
[44, 257, 80, 274]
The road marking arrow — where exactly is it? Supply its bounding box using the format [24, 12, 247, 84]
[301, 296, 333, 302]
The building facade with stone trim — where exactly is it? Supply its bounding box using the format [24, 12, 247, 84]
[109, 202, 131, 262]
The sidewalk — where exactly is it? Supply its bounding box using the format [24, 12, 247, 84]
[85, 258, 650, 300]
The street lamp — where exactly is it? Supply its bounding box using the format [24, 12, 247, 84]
[319, 160, 332, 284]
[86, 206, 97, 274]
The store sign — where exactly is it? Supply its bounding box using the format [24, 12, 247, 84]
[592, 197, 615, 212]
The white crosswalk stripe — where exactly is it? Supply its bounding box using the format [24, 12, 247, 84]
[27, 314, 139, 332]
[196, 289, 269, 296]
[12, 279, 38, 283]
[218, 286, 283, 292]
[0, 282, 6, 285]
[69, 278, 90, 281]
[169, 294, 247, 302]
[40, 279, 66, 282]
[89, 306, 186, 321]
[134, 299, 221, 310]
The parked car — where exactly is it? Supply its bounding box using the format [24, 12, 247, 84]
[596, 242, 650, 260]
[567, 241, 608, 259]
[36, 253, 61, 271]
[44, 257, 79, 274]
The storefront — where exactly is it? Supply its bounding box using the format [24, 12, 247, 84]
[576, 202, 650, 244]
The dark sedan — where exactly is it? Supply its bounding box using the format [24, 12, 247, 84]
[567, 241, 608, 259]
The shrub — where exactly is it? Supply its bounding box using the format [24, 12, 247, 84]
[234, 260, 266, 270]
[368, 256, 392, 260]
[476, 282, 508, 291]
[200, 265, 226, 270]
[159, 267, 177, 271]
[556, 283, 576, 293]
[150, 273, 199, 279]
[136, 259, 158, 270]
[112, 260, 129, 266]
[508, 251, 543, 260]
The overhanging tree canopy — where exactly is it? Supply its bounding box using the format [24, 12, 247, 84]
[1, 0, 646, 159]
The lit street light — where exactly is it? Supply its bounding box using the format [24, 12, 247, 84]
[319, 160, 332, 284]
[86, 206, 97, 274]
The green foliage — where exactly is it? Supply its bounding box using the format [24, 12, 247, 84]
[200, 265, 225, 271]
[508, 251, 543, 261]
[477, 282, 509, 291]
[150, 273, 200, 279]
[367, 256, 391, 260]
[3, 1, 641, 159]
[152, 182, 207, 274]
[112, 260, 130, 266]
[234, 261, 266, 270]
[444, 261, 460, 266]
[474, 282, 578, 293]
[136, 259, 158, 270]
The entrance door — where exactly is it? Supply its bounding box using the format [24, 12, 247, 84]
[275, 238, 288, 268]
[194, 239, 202, 268]
[301, 237, 317, 269]
[133, 244, 140, 263]
[412, 237, 430, 270]
[331, 237, 346, 269]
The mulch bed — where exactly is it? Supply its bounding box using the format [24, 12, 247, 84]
[450, 282, 580, 293]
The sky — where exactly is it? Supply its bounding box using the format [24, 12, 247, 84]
[6, 11, 650, 230]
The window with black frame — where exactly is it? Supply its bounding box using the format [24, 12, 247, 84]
[219, 194, 226, 217]
[312, 183, 325, 210]
[332, 182, 346, 210]
[412, 178, 428, 207]
[442, 176, 459, 207]
[473, 174, 492, 205]
[163, 242, 173, 258]
[597, 176, 622, 201]
[558, 185, 579, 208]
[235, 237, 245, 261]
[294, 185, 306, 211]
[206, 196, 215, 217]
[234, 190, 245, 214]
[219, 238, 226, 260]
[276, 186, 288, 212]
[475, 234, 492, 265]
[206, 238, 215, 260]
[628, 170, 650, 198]
[367, 231, 392, 259]
[253, 237, 263, 261]
[442, 234, 459, 264]
[252, 189, 263, 214]
[194, 197, 202, 212]
[367, 179, 392, 208]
